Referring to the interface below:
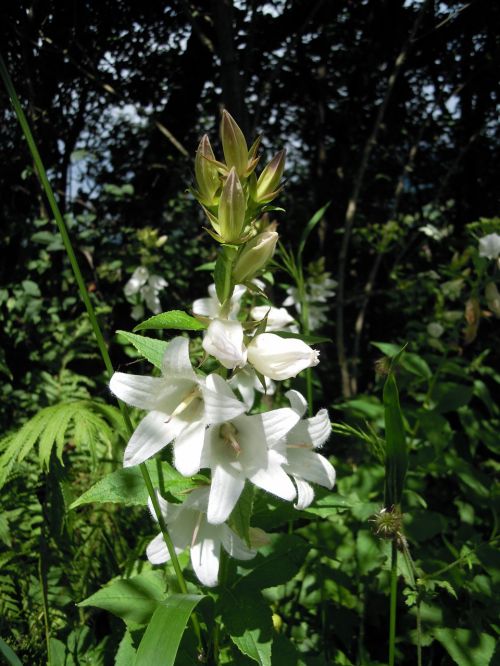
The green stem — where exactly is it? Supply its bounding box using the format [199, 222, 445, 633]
[297, 267, 314, 416]
[212, 549, 229, 664]
[0, 53, 203, 654]
[388, 540, 398, 666]
[39, 533, 51, 666]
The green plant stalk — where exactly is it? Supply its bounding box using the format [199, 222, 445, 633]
[212, 548, 229, 664]
[38, 534, 52, 666]
[0, 53, 203, 652]
[388, 540, 398, 666]
[297, 266, 314, 416]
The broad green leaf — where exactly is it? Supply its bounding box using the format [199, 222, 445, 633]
[0, 637, 22, 666]
[272, 331, 331, 345]
[78, 571, 166, 626]
[117, 330, 168, 369]
[219, 591, 272, 666]
[237, 534, 310, 591]
[134, 594, 204, 666]
[298, 202, 330, 261]
[133, 310, 206, 333]
[230, 483, 254, 546]
[432, 382, 473, 413]
[433, 628, 495, 666]
[70, 460, 198, 509]
[356, 530, 381, 576]
[371, 341, 431, 378]
[383, 373, 408, 507]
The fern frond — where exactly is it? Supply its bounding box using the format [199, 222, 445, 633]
[0, 401, 124, 488]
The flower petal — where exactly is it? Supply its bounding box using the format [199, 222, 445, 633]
[284, 389, 308, 418]
[146, 532, 172, 564]
[248, 453, 297, 502]
[109, 373, 166, 410]
[147, 490, 171, 522]
[123, 411, 183, 467]
[162, 337, 197, 380]
[286, 449, 336, 489]
[202, 319, 247, 370]
[221, 524, 256, 560]
[190, 521, 222, 587]
[203, 374, 246, 423]
[258, 407, 301, 444]
[305, 409, 331, 448]
[293, 476, 315, 510]
[207, 465, 245, 525]
[173, 420, 207, 476]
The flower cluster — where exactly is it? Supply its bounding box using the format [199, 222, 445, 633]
[111, 112, 336, 587]
[124, 266, 168, 320]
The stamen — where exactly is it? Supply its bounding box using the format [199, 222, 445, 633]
[220, 422, 241, 456]
[165, 385, 201, 423]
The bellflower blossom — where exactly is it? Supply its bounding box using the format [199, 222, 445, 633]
[199, 408, 301, 524]
[193, 283, 246, 320]
[478, 233, 500, 261]
[202, 318, 248, 370]
[250, 305, 296, 332]
[124, 266, 168, 319]
[229, 366, 275, 410]
[147, 487, 255, 587]
[247, 333, 320, 381]
[109, 337, 245, 472]
[274, 390, 336, 509]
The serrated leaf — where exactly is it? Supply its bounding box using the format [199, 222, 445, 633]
[133, 311, 206, 333]
[117, 330, 168, 369]
[236, 534, 310, 591]
[78, 571, 166, 626]
[70, 460, 198, 509]
[219, 591, 272, 666]
[134, 594, 204, 666]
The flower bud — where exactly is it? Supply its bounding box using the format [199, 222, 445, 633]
[203, 318, 248, 369]
[251, 305, 295, 331]
[247, 333, 319, 380]
[255, 149, 286, 203]
[485, 282, 500, 316]
[218, 167, 246, 243]
[195, 134, 220, 206]
[220, 110, 249, 176]
[233, 231, 278, 282]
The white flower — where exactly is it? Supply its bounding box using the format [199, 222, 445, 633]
[250, 305, 296, 332]
[147, 487, 255, 587]
[275, 390, 336, 510]
[478, 233, 500, 260]
[247, 333, 320, 381]
[200, 408, 301, 524]
[124, 267, 169, 317]
[109, 337, 245, 471]
[427, 322, 444, 338]
[229, 366, 275, 410]
[193, 284, 246, 320]
[203, 318, 248, 370]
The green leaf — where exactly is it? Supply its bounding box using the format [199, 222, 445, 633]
[134, 594, 204, 666]
[115, 630, 138, 666]
[432, 382, 473, 413]
[0, 637, 22, 666]
[237, 534, 310, 591]
[133, 310, 207, 333]
[117, 330, 168, 369]
[298, 202, 330, 261]
[220, 592, 272, 666]
[78, 571, 166, 626]
[433, 628, 495, 666]
[70, 460, 198, 509]
[272, 331, 331, 345]
[230, 483, 254, 546]
[383, 373, 408, 507]
[214, 249, 230, 304]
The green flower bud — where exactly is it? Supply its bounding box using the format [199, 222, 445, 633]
[218, 167, 246, 243]
[233, 230, 278, 282]
[194, 134, 220, 206]
[220, 110, 249, 177]
[255, 149, 286, 203]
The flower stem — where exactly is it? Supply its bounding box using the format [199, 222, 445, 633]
[0, 53, 203, 655]
[388, 540, 398, 666]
